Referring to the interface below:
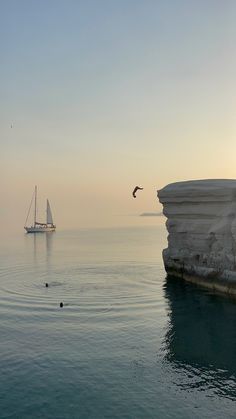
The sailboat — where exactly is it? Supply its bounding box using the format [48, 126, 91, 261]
[24, 186, 56, 233]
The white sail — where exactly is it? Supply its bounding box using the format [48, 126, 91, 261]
[46, 199, 54, 224]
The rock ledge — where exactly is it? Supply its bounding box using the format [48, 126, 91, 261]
[158, 179, 236, 296]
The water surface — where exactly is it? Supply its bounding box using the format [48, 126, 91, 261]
[0, 226, 236, 418]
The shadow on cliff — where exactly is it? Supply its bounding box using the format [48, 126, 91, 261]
[163, 276, 236, 400]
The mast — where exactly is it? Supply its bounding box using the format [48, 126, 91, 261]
[34, 186, 37, 227]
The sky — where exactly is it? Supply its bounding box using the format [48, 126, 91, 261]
[1, 0, 236, 231]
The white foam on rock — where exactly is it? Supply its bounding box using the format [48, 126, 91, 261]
[158, 179, 236, 292]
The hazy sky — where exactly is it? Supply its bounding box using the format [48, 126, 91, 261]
[1, 0, 236, 231]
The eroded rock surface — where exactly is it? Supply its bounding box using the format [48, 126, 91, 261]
[158, 180, 236, 294]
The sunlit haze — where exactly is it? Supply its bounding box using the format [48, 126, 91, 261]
[1, 1, 236, 232]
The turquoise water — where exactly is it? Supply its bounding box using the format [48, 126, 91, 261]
[1, 226, 236, 418]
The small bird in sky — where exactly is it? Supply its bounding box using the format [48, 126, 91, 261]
[132, 186, 143, 198]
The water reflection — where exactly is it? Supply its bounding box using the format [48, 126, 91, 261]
[45, 232, 53, 264]
[163, 276, 236, 400]
[25, 232, 54, 269]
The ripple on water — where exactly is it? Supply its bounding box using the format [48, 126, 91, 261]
[0, 257, 164, 323]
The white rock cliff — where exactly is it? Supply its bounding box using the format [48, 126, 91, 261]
[158, 179, 236, 295]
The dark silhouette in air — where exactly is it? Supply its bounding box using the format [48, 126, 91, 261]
[132, 186, 143, 198]
[60, 302, 64, 308]
[45, 283, 49, 287]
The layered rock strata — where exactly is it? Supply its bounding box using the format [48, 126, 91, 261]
[158, 179, 236, 296]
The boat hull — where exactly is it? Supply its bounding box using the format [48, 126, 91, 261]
[24, 226, 56, 233]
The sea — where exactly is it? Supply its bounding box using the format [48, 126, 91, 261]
[0, 225, 236, 418]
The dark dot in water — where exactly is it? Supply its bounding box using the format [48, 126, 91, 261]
[60, 302, 64, 308]
[45, 283, 49, 288]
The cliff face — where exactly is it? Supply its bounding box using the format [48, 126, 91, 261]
[158, 180, 236, 294]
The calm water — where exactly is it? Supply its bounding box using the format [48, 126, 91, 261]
[1, 226, 236, 418]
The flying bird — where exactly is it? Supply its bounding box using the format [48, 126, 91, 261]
[132, 186, 143, 198]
